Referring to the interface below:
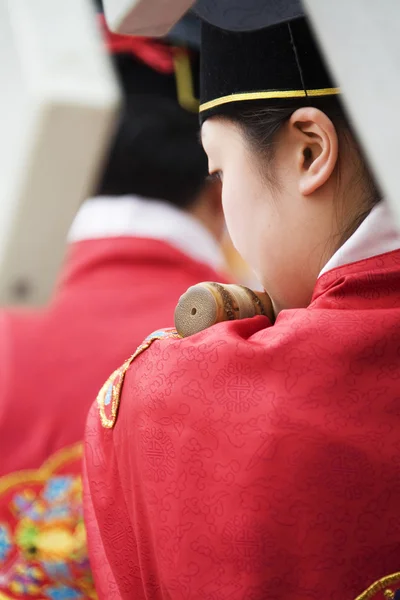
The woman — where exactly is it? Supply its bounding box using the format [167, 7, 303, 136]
[84, 16, 400, 600]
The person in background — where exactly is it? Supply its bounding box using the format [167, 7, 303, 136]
[84, 11, 400, 600]
[0, 10, 225, 599]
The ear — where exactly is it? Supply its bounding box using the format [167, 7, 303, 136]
[289, 107, 339, 196]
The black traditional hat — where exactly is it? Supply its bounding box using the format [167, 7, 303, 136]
[199, 16, 340, 122]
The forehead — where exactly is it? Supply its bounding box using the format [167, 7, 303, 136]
[201, 118, 240, 147]
[200, 119, 215, 145]
[200, 118, 258, 172]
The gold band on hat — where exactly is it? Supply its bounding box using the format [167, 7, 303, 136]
[199, 87, 341, 113]
[173, 48, 200, 113]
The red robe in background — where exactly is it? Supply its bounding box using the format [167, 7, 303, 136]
[0, 197, 227, 599]
[84, 202, 400, 600]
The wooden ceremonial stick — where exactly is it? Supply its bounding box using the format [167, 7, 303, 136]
[174, 282, 274, 338]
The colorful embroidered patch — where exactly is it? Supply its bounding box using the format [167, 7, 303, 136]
[355, 572, 400, 599]
[97, 328, 181, 429]
[0, 443, 96, 599]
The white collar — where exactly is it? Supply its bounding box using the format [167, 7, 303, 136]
[68, 195, 225, 272]
[319, 201, 400, 277]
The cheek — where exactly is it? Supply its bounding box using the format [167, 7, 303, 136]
[221, 168, 262, 265]
[222, 174, 247, 255]
[221, 182, 242, 246]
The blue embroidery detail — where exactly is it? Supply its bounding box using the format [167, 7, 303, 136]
[45, 585, 81, 600]
[143, 329, 180, 345]
[12, 496, 45, 523]
[149, 329, 175, 339]
[104, 383, 113, 406]
[43, 477, 74, 502]
[13, 494, 36, 515]
[0, 524, 11, 561]
[393, 590, 400, 599]
[46, 507, 70, 520]
[42, 561, 70, 579]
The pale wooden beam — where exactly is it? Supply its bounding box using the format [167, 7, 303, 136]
[102, 0, 193, 35]
[0, 0, 121, 306]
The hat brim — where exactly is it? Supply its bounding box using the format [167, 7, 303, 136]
[194, 0, 303, 32]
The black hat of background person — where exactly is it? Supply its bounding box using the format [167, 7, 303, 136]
[199, 16, 340, 123]
[94, 0, 208, 205]
[95, 0, 201, 113]
[194, 0, 303, 32]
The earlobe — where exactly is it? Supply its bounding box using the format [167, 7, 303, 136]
[290, 107, 339, 196]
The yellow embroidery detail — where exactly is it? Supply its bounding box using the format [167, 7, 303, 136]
[97, 329, 181, 429]
[355, 572, 400, 599]
[97, 361, 132, 429]
[199, 87, 341, 112]
[0, 444, 82, 495]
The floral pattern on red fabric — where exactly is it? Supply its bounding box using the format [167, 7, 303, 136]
[0, 444, 95, 600]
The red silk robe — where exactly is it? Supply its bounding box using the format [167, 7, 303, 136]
[0, 236, 226, 599]
[84, 248, 400, 600]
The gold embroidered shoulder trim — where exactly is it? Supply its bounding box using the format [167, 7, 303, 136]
[355, 572, 400, 599]
[97, 328, 181, 429]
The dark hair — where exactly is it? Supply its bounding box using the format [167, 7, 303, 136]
[96, 59, 208, 209]
[217, 96, 381, 244]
